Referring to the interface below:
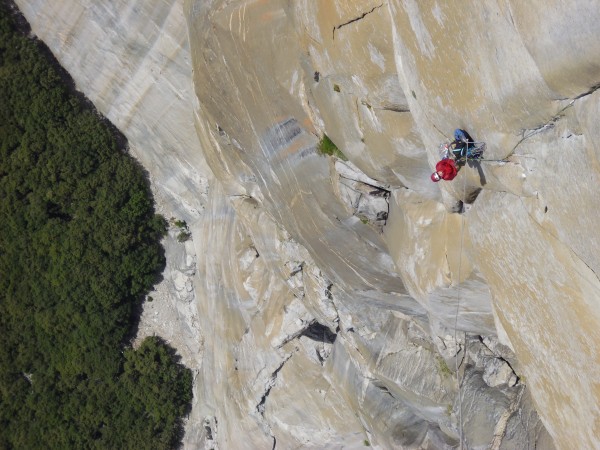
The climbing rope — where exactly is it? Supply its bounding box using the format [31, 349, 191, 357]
[453, 150, 468, 450]
[441, 136, 504, 448]
[451, 138, 508, 448]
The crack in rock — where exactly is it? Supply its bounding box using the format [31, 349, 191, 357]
[489, 386, 525, 449]
[202, 416, 218, 450]
[373, 381, 397, 399]
[381, 104, 410, 113]
[511, 102, 574, 153]
[574, 82, 600, 100]
[255, 352, 299, 450]
[508, 93, 592, 158]
[332, 3, 384, 40]
[256, 353, 295, 416]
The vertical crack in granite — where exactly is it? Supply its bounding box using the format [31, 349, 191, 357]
[256, 353, 295, 416]
[489, 387, 525, 450]
[255, 352, 296, 450]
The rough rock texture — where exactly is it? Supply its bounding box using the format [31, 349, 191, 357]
[17, 0, 600, 448]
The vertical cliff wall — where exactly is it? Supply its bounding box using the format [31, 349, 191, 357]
[185, 0, 600, 448]
[15, 0, 600, 448]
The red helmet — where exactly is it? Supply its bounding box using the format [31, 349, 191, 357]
[431, 172, 441, 182]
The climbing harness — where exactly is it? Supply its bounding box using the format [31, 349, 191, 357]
[440, 140, 509, 165]
[440, 141, 485, 160]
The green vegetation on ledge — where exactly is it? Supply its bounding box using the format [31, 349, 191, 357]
[172, 217, 192, 243]
[317, 134, 348, 161]
[0, 5, 192, 449]
[437, 356, 452, 378]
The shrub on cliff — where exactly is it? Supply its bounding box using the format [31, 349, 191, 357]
[0, 5, 191, 449]
[317, 134, 348, 160]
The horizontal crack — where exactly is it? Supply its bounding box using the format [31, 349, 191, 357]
[514, 83, 600, 154]
[381, 105, 410, 113]
[332, 3, 384, 40]
[510, 102, 574, 153]
[339, 175, 391, 194]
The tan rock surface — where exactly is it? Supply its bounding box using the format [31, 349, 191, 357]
[185, 0, 598, 447]
[17, 0, 600, 448]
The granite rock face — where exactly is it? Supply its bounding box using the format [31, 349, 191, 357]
[17, 0, 600, 448]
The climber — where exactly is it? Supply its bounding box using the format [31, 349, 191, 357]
[431, 128, 484, 182]
[444, 128, 477, 161]
[430, 158, 458, 182]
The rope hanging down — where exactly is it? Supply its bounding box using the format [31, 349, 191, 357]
[453, 152, 468, 450]
[445, 136, 509, 447]
[452, 141, 508, 447]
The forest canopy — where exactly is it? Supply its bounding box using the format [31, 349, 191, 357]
[0, 4, 192, 449]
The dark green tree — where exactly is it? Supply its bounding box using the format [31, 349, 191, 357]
[0, 4, 192, 448]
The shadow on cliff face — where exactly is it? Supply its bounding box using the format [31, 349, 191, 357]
[465, 188, 483, 205]
[464, 160, 486, 206]
[301, 321, 337, 344]
[451, 160, 486, 210]
[467, 160, 487, 187]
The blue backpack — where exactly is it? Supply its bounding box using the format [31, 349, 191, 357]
[453, 129, 484, 159]
[454, 129, 469, 142]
